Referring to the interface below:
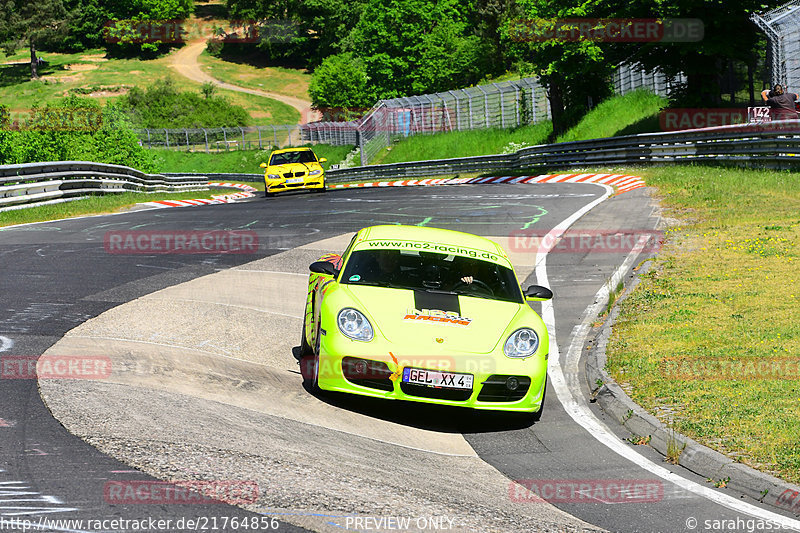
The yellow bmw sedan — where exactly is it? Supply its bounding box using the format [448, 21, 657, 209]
[259, 147, 327, 197]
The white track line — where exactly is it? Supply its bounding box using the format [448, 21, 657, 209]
[536, 187, 800, 531]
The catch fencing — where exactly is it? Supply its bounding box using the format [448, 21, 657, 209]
[304, 77, 551, 165]
[613, 63, 687, 98]
[133, 125, 304, 152]
[133, 78, 551, 167]
[751, 0, 800, 88]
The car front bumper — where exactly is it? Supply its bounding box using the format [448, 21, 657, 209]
[316, 334, 548, 412]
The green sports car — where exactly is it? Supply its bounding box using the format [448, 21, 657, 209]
[299, 225, 553, 414]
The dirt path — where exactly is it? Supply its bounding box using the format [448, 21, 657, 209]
[168, 40, 320, 124]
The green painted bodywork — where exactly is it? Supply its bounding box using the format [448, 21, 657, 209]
[302, 225, 549, 413]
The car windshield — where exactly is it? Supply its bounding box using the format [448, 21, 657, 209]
[269, 151, 317, 165]
[340, 249, 523, 303]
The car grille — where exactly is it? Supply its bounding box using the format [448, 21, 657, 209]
[283, 172, 305, 178]
[400, 382, 472, 401]
[477, 375, 531, 402]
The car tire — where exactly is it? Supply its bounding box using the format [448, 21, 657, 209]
[299, 318, 313, 357]
[309, 327, 321, 391]
[265, 190, 274, 198]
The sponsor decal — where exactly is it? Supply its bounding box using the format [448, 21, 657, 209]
[362, 240, 502, 263]
[403, 308, 472, 327]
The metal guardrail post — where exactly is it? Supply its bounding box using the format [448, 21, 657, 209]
[464, 90, 474, 130]
[202, 128, 209, 153]
[146, 129, 151, 149]
[165, 129, 170, 149]
[448, 91, 461, 131]
[185, 128, 189, 150]
[477, 85, 489, 129]
[239, 126, 245, 150]
[493, 83, 506, 129]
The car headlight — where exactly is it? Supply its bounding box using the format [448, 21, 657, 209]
[267, 174, 280, 179]
[503, 328, 539, 358]
[337, 308, 374, 341]
[309, 169, 322, 176]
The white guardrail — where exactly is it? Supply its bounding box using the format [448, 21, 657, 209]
[4, 120, 800, 211]
[0, 161, 209, 212]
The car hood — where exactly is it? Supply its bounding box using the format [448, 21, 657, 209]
[341, 285, 522, 354]
[267, 162, 321, 174]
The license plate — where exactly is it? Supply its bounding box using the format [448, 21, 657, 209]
[286, 178, 304, 184]
[402, 367, 473, 390]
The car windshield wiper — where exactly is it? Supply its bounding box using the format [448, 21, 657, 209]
[424, 288, 458, 295]
[348, 280, 391, 287]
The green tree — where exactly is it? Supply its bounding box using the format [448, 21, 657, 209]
[103, 0, 194, 56]
[308, 52, 374, 118]
[0, 0, 69, 79]
[601, 0, 774, 106]
[115, 77, 250, 128]
[504, 0, 613, 135]
[226, 0, 367, 67]
[347, 0, 489, 99]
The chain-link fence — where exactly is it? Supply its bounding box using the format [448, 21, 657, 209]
[751, 0, 800, 88]
[613, 63, 687, 98]
[133, 125, 303, 152]
[301, 77, 551, 164]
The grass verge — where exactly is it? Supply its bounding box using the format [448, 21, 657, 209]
[197, 51, 311, 99]
[374, 122, 553, 165]
[556, 90, 667, 143]
[153, 144, 354, 174]
[605, 165, 800, 483]
[0, 186, 248, 228]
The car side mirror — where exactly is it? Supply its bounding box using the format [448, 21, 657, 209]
[319, 157, 327, 163]
[310, 260, 338, 277]
[524, 285, 553, 301]
[259, 162, 267, 168]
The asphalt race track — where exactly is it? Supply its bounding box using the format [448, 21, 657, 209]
[1, 183, 799, 533]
